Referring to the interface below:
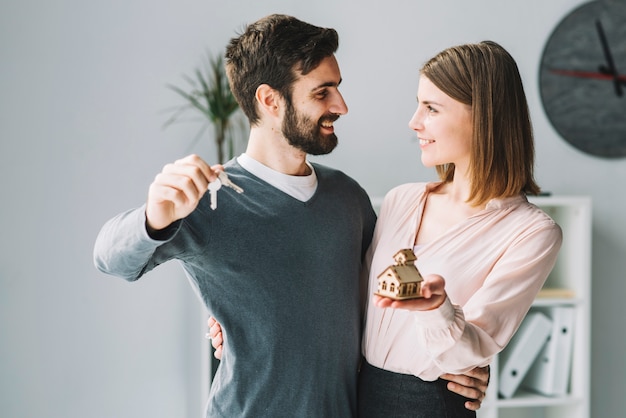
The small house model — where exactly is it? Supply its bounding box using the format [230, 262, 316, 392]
[375, 249, 424, 300]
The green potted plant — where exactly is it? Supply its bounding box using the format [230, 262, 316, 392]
[164, 51, 244, 163]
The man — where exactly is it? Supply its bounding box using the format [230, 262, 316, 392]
[94, 14, 487, 417]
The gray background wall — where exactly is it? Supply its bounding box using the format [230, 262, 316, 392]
[1, 0, 623, 417]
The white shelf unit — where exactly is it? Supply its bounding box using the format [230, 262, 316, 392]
[479, 195, 592, 418]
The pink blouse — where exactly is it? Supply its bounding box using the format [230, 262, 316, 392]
[362, 182, 562, 380]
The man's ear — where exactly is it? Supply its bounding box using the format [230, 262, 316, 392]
[255, 84, 282, 118]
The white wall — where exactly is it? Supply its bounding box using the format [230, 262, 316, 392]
[1, 0, 623, 417]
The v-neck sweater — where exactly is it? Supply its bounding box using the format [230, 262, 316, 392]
[94, 159, 377, 417]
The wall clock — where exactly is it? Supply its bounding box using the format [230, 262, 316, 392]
[539, 0, 626, 158]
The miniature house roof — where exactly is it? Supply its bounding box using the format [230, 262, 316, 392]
[379, 265, 423, 284]
[393, 249, 417, 265]
[377, 248, 423, 285]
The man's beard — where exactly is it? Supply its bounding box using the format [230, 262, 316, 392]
[281, 101, 339, 155]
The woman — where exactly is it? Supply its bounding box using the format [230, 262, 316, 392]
[357, 41, 562, 417]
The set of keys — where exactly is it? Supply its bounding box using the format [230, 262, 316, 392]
[208, 171, 244, 210]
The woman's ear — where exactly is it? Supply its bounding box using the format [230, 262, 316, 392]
[255, 84, 282, 118]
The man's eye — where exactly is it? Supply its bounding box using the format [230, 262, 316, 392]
[316, 90, 328, 99]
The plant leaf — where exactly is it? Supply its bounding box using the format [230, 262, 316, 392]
[163, 49, 245, 163]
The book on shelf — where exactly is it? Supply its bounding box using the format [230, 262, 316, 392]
[498, 311, 552, 399]
[536, 288, 576, 299]
[522, 305, 576, 396]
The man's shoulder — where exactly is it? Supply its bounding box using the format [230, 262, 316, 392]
[311, 162, 359, 185]
[311, 161, 349, 176]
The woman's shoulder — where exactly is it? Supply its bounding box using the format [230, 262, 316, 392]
[377, 182, 437, 216]
[387, 181, 432, 197]
[384, 181, 439, 203]
[500, 195, 564, 245]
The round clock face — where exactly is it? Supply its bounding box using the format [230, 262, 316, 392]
[539, 0, 626, 158]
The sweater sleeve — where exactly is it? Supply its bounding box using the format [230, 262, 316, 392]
[93, 205, 181, 281]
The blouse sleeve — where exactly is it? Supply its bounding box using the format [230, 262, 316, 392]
[410, 220, 563, 374]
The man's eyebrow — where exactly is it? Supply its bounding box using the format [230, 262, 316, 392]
[312, 78, 343, 91]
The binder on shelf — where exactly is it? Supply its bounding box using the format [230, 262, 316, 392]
[498, 311, 552, 399]
[522, 306, 576, 396]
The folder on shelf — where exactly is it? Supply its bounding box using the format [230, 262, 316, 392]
[522, 306, 576, 396]
[498, 311, 552, 399]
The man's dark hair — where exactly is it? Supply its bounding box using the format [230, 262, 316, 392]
[225, 14, 339, 125]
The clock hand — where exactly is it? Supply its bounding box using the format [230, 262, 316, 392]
[549, 69, 626, 83]
[595, 19, 623, 97]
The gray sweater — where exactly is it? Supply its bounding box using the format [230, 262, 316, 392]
[94, 160, 377, 417]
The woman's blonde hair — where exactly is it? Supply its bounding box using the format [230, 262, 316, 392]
[420, 41, 540, 206]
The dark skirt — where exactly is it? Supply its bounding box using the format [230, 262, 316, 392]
[358, 361, 476, 418]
